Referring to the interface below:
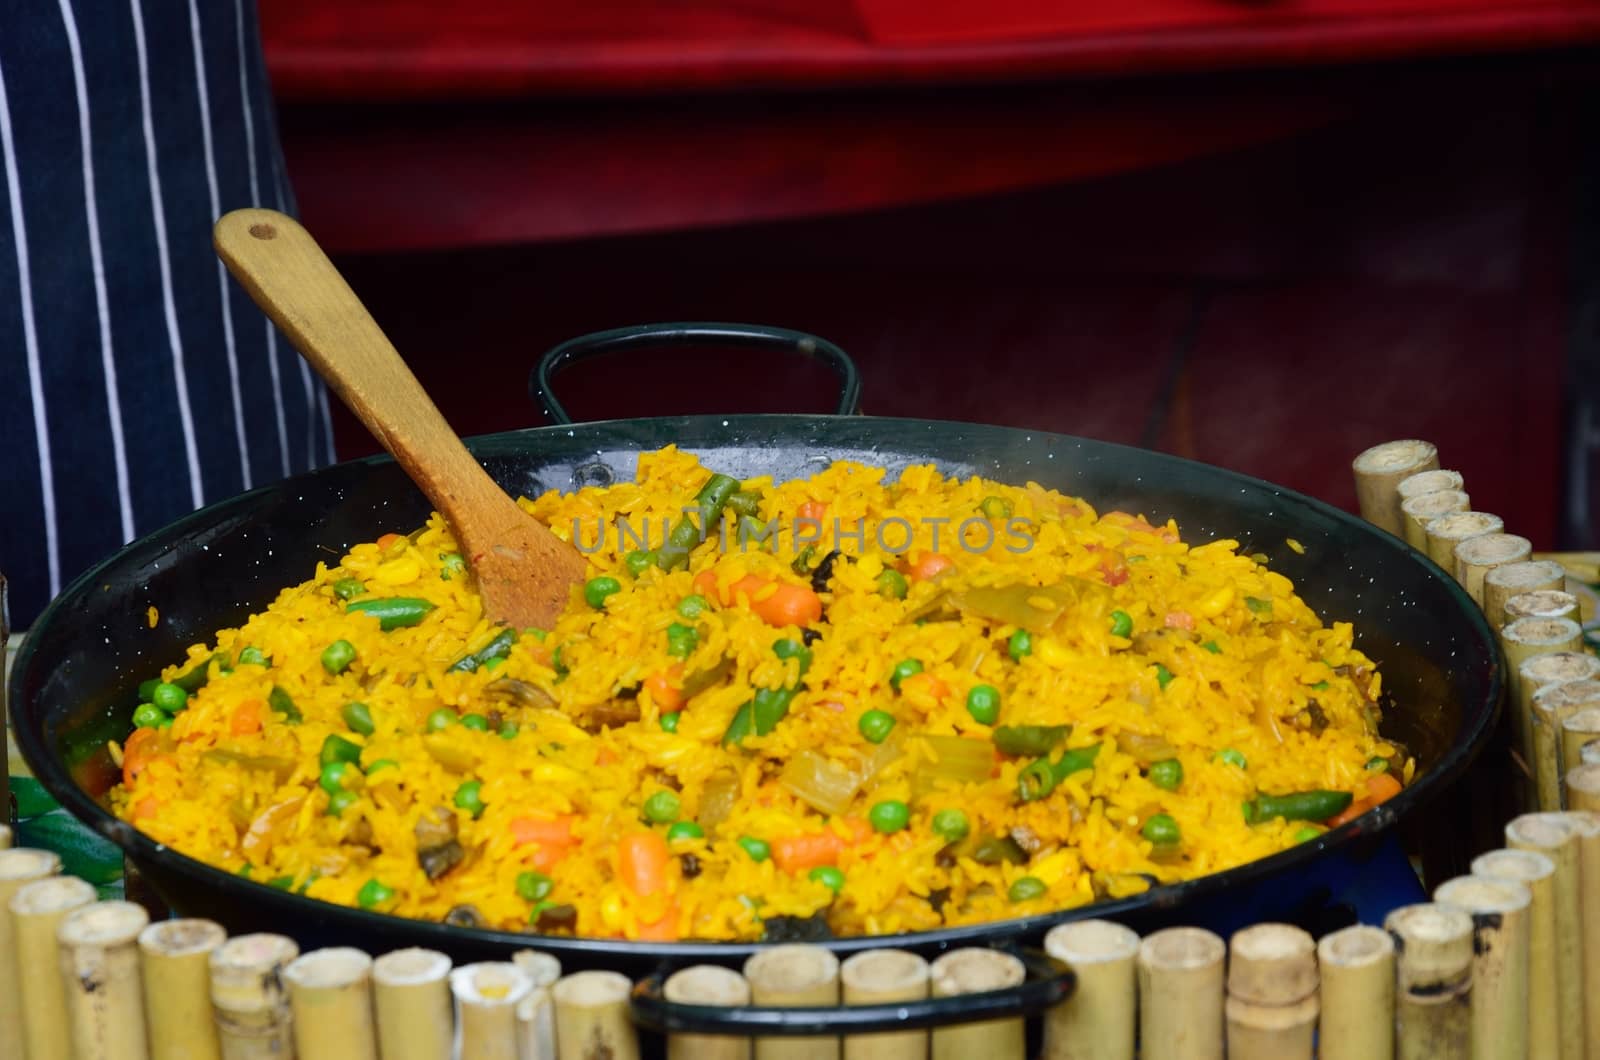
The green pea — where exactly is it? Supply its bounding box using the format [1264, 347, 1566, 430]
[154, 714, 173, 729]
[858, 710, 896, 744]
[426, 709, 455, 732]
[1201, 640, 1221, 654]
[965, 684, 1001, 725]
[809, 867, 845, 893]
[659, 713, 680, 733]
[677, 595, 709, 619]
[1311, 681, 1329, 691]
[979, 496, 1013, 520]
[869, 800, 910, 833]
[1154, 663, 1174, 690]
[624, 550, 657, 577]
[666, 623, 698, 659]
[499, 722, 520, 740]
[1141, 813, 1180, 846]
[889, 659, 923, 692]
[237, 646, 270, 667]
[151, 682, 188, 713]
[332, 577, 366, 600]
[365, 759, 398, 776]
[1365, 756, 1389, 772]
[356, 879, 394, 909]
[524, 628, 549, 642]
[319, 735, 363, 768]
[584, 576, 622, 609]
[326, 790, 359, 816]
[267, 875, 295, 891]
[340, 701, 375, 735]
[460, 714, 490, 732]
[1215, 748, 1247, 770]
[1008, 629, 1032, 660]
[131, 704, 165, 729]
[516, 871, 554, 902]
[321, 639, 357, 675]
[932, 808, 970, 843]
[643, 790, 680, 824]
[1294, 826, 1323, 843]
[1109, 610, 1133, 638]
[667, 822, 704, 842]
[1148, 759, 1184, 791]
[1008, 876, 1047, 902]
[319, 761, 351, 795]
[236, 864, 253, 878]
[876, 569, 909, 600]
[454, 779, 485, 818]
[738, 836, 771, 862]
[439, 552, 466, 580]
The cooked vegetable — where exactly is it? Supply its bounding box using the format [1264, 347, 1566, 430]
[1148, 759, 1183, 791]
[1245, 790, 1353, 824]
[809, 866, 845, 893]
[889, 659, 923, 691]
[267, 686, 301, 724]
[321, 639, 357, 675]
[1008, 876, 1046, 902]
[643, 790, 681, 824]
[932, 808, 970, 843]
[868, 800, 910, 833]
[1141, 813, 1180, 845]
[965, 685, 1000, 725]
[341, 701, 375, 735]
[858, 710, 896, 744]
[345, 597, 435, 630]
[993, 725, 1070, 757]
[448, 628, 518, 673]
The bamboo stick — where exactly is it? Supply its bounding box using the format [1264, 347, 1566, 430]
[1560, 811, 1600, 1060]
[1484, 559, 1568, 633]
[1224, 923, 1317, 1060]
[1505, 617, 1586, 770]
[138, 918, 226, 1060]
[840, 949, 928, 1060]
[744, 944, 841, 1060]
[1533, 679, 1600, 811]
[1317, 925, 1395, 1060]
[284, 947, 377, 1060]
[1571, 763, 1600, 813]
[1136, 927, 1225, 1060]
[1353, 440, 1439, 535]
[1424, 511, 1502, 573]
[57, 900, 151, 1060]
[451, 963, 532, 1060]
[1475, 848, 1560, 1060]
[513, 950, 562, 1060]
[1507, 814, 1586, 1060]
[928, 948, 1026, 1060]
[208, 933, 299, 1060]
[1384, 903, 1473, 1060]
[12, 874, 97, 1060]
[1505, 589, 1580, 624]
[371, 948, 453, 1060]
[549, 969, 637, 1060]
[1454, 533, 1534, 607]
[1401, 490, 1470, 550]
[0, 848, 61, 1060]
[662, 965, 751, 1060]
[1041, 919, 1139, 1060]
[1397, 467, 1464, 502]
[1564, 708, 1600, 781]
[1433, 875, 1532, 1060]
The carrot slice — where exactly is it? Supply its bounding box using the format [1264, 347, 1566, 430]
[797, 501, 828, 523]
[121, 728, 162, 786]
[643, 666, 686, 712]
[1367, 772, 1403, 804]
[510, 815, 577, 849]
[906, 552, 954, 581]
[772, 832, 845, 874]
[230, 699, 264, 736]
[376, 532, 403, 550]
[618, 831, 671, 897]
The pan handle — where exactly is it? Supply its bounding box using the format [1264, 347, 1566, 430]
[628, 947, 1073, 1036]
[530, 322, 862, 425]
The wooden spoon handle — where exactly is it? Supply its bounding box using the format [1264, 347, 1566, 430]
[213, 208, 520, 530]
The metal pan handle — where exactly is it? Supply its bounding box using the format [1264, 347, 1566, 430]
[530, 322, 862, 425]
[629, 947, 1073, 1036]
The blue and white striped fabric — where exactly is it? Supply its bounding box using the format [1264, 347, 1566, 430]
[0, 0, 333, 627]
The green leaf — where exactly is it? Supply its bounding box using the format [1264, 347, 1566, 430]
[16, 811, 125, 885]
[10, 776, 60, 820]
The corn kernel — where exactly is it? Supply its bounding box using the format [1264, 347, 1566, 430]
[1037, 637, 1072, 668]
[373, 554, 422, 586]
[600, 891, 626, 931]
[1198, 585, 1235, 618]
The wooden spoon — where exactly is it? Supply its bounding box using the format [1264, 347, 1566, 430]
[214, 208, 587, 629]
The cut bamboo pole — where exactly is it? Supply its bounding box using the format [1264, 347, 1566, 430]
[1485, 559, 1569, 633]
[1507, 814, 1586, 1060]
[1505, 617, 1586, 771]
[840, 949, 929, 1060]
[744, 944, 841, 1060]
[0, 848, 60, 1060]
[1454, 533, 1534, 607]
[1520, 651, 1600, 743]
[1475, 848, 1560, 1060]
[1384, 903, 1473, 1060]
[549, 969, 637, 1060]
[284, 947, 377, 1060]
[928, 948, 1026, 1060]
[1137, 927, 1226, 1060]
[1505, 589, 1580, 624]
[138, 918, 226, 1060]
[209, 933, 299, 1060]
[451, 963, 532, 1060]
[57, 899, 151, 1060]
[1041, 919, 1139, 1060]
[1533, 678, 1600, 811]
[1397, 467, 1464, 502]
[1564, 708, 1600, 781]
[12, 874, 97, 1060]
[1571, 763, 1600, 813]
[662, 965, 752, 1060]
[1316, 925, 1395, 1060]
[1401, 490, 1470, 550]
[1353, 440, 1439, 535]
[513, 949, 562, 1060]
[1224, 923, 1317, 1060]
[371, 948, 453, 1060]
[0, 824, 9, 849]
[1433, 875, 1532, 1060]
[1424, 510, 1502, 573]
[1588, 743, 1600, 769]
[1560, 811, 1600, 1060]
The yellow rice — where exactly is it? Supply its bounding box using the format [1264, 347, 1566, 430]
[110, 447, 1401, 942]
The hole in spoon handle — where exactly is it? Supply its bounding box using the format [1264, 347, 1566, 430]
[248, 223, 277, 240]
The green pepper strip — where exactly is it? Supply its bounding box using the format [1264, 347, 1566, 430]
[1248, 790, 1354, 823]
[345, 597, 437, 631]
[171, 651, 227, 694]
[723, 640, 809, 746]
[1018, 743, 1102, 803]
[267, 685, 302, 724]
[993, 724, 1072, 757]
[447, 627, 518, 673]
[658, 473, 740, 570]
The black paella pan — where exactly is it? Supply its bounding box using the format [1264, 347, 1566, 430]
[12, 324, 1499, 995]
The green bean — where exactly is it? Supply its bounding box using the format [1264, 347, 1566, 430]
[1017, 758, 1059, 802]
[658, 473, 740, 570]
[319, 735, 363, 768]
[726, 489, 763, 518]
[345, 597, 436, 630]
[1247, 790, 1354, 823]
[971, 836, 1027, 865]
[448, 628, 518, 673]
[267, 686, 301, 724]
[993, 724, 1071, 757]
[1051, 743, 1102, 780]
[172, 652, 226, 693]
